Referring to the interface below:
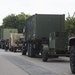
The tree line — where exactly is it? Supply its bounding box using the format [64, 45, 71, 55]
[0, 12, 75, 37]
[0, 12, 30, 33]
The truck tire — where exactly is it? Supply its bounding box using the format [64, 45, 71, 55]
[22, 46, 27, 55]
[70, 46, 75, 74]
[22, 50, 26, 55]
[11, 47, 13, 52]
[42, 52, 48, 62]
[13, 47, 16, 52]
[29, 43, 35, 57]
[9, 47, 13, 52]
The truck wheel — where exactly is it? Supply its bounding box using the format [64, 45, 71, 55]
[22, 46, 27, 55]
[13, 47, 16, 52]
[42, 52, 48, 62]
[70, 46, 75, 74]
[29, 43, 35, 57]
[22, 50, 26, 55]
[9, 47, 13, 52]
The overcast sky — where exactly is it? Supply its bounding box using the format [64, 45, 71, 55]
[0, 0, 75, 25]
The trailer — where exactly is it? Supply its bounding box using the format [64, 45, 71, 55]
[9, 33, 24, 52]
[42, 32, 69, 61]
[22, 14, 69, 60]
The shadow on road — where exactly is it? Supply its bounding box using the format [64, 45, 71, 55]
[23, 54, 70, 63]
[47, 57, 70, 63]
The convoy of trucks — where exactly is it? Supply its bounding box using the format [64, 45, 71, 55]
[0, 28, 24, 52]
[0, 14, 75, 74]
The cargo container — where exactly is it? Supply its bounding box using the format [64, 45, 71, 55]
[22, 14, 69, 60]
[9, 33, 24, 52]
[24, 14, 65, 41]
[1, 28, 18, 40]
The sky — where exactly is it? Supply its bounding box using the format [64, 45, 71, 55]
[0, 0, 75, 25]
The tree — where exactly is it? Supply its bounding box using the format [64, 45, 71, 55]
[2, 14, 17, 28]
[2, 12, 30, 33]
[65, 13, 75, 37]
[16, 12, 30, 32]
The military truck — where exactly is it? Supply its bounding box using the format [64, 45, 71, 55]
[22, 14, 69, 60]
[69, 37, 75, 74]
[9, 33, 24, 52]
[0, 28, 18, 49]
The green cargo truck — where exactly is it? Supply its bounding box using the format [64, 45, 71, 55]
[0, 28, 18, 49]
[1, 28, 18, 40]
[22, 14, 69, 60]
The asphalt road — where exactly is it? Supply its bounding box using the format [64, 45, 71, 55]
[0, 49, 74, 75]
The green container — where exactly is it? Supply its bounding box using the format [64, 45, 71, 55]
[1, 28, 18, 40]
[25, 14, 65, 40]
[49, 32, 68, 51]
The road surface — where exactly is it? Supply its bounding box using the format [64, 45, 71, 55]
[0, 49, 74, 75]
